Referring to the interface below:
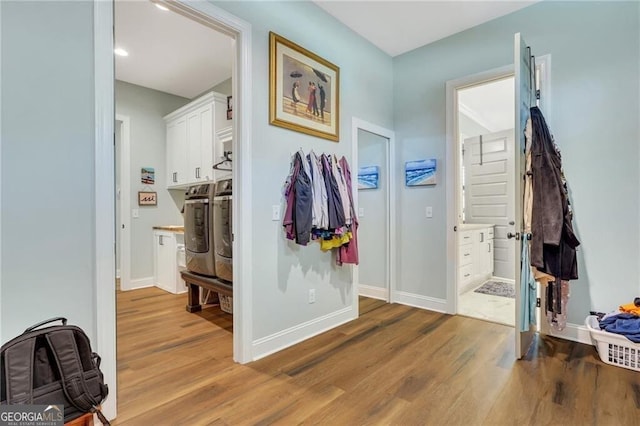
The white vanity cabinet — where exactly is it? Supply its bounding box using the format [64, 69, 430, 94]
[164, 92, 229, 188]
[153, 229, 186, 294]
[457, 224, 494, 293]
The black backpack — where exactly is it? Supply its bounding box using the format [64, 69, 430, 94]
[1, 317, 110, 424]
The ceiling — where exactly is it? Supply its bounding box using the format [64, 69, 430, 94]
[114, 0, 233, 99]
[314, 1, 538, 57]
[114, 1, 537, 98]
[458, 77, 514, 133]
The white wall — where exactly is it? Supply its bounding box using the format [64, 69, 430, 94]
[1, 1, 96, 342]
[212, 0, 394, 343]
[115, 81, 190, 281]
[458, 113, 491, 141]
[357, 129, 388, 289]
[393, 1, 640, 324]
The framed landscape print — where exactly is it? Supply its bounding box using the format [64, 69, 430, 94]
[269, 32, 340, 142]
[358, 166, 380, 190]
[405, 159, 437, 186]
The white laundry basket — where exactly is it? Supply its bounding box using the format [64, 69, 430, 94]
[585, 315, 640, 372]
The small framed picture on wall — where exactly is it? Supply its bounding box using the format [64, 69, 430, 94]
[138, 191, 157, 206]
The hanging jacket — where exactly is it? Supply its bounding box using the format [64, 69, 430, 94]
[331, 154, 352, 226]
[529, 106, 580, 280]
[294, 151, 313, 245]
[307, 150, 329, 230]
[337, 156, 359, 265]
[321, 154, 346, 229]
[282, 153, 301, 241]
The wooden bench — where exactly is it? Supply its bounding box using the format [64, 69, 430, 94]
[65, 412, 93, 426]
[180, 270, 233, 313]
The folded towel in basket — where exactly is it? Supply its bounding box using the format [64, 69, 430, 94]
[599, 313, 640, 343]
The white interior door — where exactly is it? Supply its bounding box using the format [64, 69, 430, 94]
[357, 129, 389, 300]
[116, 115, 131, 291]
[463, 129, 515, 280]
[352, 118, 396, 305]
[514, 32, 536, 359]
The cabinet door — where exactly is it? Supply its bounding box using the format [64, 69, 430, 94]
[199, 103, 214, 181]
[487, 239, 494, 275]
[154, 232, 175, 292]
[471, 230, 482, 279]
[187, 111, 203, 183]
[167, 118, 187, 187]
[480, 239, 492, 277]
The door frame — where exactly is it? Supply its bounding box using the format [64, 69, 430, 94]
[115, 114, 131, 291]
[94, 0, 253, 420]
[445, 65, 514, 316]
[351, 118, 396, 303]
[445, 57, 551, 315]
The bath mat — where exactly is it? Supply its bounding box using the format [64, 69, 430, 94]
[474, 281, 515, 299]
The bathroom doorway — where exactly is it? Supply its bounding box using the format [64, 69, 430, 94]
[455, 76, 516, 326]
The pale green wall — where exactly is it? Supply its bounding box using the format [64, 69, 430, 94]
[2, 0, 638, 347]
[1, 1, 96, 342]
[115, 81, 190, 281]
[212, 78, 232, 96]
[213, 1, 394, 340]
[393, 1, 640, 324]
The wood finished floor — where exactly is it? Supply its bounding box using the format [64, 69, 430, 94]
[115, 287, 640, 425]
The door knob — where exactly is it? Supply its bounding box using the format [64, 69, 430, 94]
[507, 232, 520, 240]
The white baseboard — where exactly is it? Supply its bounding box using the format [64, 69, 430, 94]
[393, 291, 448, 313]
[459, 281, 478, 295]
[252, 306, 356, 361]
[358, 284, 388, 301]
[122, 277, 154, 291]
[543, 322, 592, 346]
[492, 276, 515, 284]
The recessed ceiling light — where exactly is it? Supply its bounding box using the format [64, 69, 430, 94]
[114, 48, 129, 57]
[155, 3, 169, 11]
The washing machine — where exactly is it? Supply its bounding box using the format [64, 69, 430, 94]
[213, 178, 232, 283]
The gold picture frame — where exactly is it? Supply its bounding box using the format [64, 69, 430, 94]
[269, 32, 340, 142]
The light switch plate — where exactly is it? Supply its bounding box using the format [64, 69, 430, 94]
[272, 205, 280, 221]
[426, 206, 433, 218]
[358, 208, 364, 218]
[132, 209, 139, 219]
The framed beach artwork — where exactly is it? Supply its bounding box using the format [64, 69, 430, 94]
[405, 159, 437, 186]
[141, 167, 155, 184]
[269, 32, 340, 142]
[358, 166, 380, 190]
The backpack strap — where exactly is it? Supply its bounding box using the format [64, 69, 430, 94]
[46, 330, 100, 413]
[3, 338, 36, 404]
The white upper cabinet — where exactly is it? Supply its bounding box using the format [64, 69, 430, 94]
[164, 92, 231, 188]
[166, 117, 187, 187]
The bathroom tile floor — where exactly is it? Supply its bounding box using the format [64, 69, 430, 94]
[458, 281, 515, 326]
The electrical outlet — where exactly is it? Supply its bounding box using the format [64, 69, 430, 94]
[308, 289, 316, 304]
[426, 206, 433, 218]
[272, 205, 280, 221]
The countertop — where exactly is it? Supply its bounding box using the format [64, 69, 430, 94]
[457, 223, 494, 231]
[152, 225, 184, 233]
